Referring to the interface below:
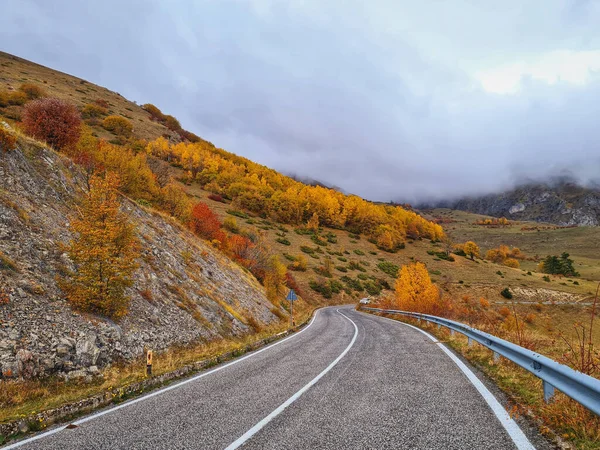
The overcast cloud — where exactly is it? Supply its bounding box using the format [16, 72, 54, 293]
[2, 0, 600, 202]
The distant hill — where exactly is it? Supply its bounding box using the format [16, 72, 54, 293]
[423, 181, 600, 226]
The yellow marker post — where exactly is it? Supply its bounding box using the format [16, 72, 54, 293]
[146, 350, 153, 376]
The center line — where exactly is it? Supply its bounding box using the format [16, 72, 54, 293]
[224, 308, 359, 450]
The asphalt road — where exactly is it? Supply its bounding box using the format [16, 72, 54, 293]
[7, 306, 548, 450]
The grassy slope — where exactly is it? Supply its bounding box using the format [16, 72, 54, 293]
[0, 51, 171, 142]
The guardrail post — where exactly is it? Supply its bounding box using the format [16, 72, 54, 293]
[437, 323, 441, 330]
[543, 381, 555, 403]
[493, 352, 500, 362]
[449, 329, 454, 336]
[467, 337, 473, 347]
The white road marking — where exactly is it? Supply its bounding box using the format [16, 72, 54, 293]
[224, 309, 359, 450]
[2, 309, 323, 449]
[362, 311, 536, 450]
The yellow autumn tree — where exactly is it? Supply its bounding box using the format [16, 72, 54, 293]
[264, 255, 288, 304]
[394, 262, 445, 314]
[60, 173, 140, 319]
[463, 241, 480, 260]
[306, 212, 320, 231]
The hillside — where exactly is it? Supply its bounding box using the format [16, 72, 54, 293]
[0, 131, 279, 380]
[1, 50, 600, 382]
[426, 180, 600, 226]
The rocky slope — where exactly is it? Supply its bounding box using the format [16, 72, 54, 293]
[427, 181, 600, 226]
[0, 131, 277, 380]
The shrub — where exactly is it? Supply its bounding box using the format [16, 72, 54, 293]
[208, 193, 225, 203]
[22, 98, 82, 150]
[364, 280, 382, 296]
[499, 306, 511, 318]
[82, 103, 108, 119]
[479, 297, 490, 309]
[309, 279, 332, 298]
[164, 115, 181, 131]
[7, 91, 28, 105]
[500, 287, 513, 299]
[276, 238, 291, 246]
[0, 128, 17, 152]
[300, 246, 315, 255]
[94, 98, 110, 108]
[543, 275, 551, 282]
[223, 216, 239, 233]
[189, 202, 222, 241]
[288, 255, 307, 271]
[311, 234, 328, 246]
[504, 258, 520, 269]
[102, 115, 133, 136]
[524, 313, 536, 324]
[353, 249, 365, 256]
[377, 261, 399, 278]
[142, 103, 166, 121]
[227, 209, 249, 219]
[19, 83, 47, 100]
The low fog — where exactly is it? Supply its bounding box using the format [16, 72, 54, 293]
[2, 1, 600, 203]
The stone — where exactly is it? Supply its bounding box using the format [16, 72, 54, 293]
[16, 349, 39, 379]
[75, 335, 100, 367]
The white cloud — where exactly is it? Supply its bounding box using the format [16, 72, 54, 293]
[475, 50, 600, 94]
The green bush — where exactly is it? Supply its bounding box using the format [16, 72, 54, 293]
[353, 249, 365, 256]
[500, 287, 512, 299]
[276, 238, 291, 246]
[377, 261, 399, 278]
[227, 210, 249, 219]
[309, 279, 332, 298]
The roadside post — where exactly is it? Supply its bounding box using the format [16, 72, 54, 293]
[286, 289, 298, 328]
[146, 350, 153, 376]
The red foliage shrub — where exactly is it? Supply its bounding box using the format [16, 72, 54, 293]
[189, 202, 222, 241]
[229, 234, 254, 265]
[0, 128, 17, 152]
[285, 272, 302, 295]
[22, 98, 82, 150]
[94, 98, 109, 108]
[208, 193, 225, 203]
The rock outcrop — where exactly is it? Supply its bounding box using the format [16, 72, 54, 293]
[427, 181, 600, 226]
[0, 134, 277, 380]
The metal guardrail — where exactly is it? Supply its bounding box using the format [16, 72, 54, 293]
[360, 306, 600, 416]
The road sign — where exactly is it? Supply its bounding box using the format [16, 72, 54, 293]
[286, 289, 298, 328]
[286, 289, 298, 301]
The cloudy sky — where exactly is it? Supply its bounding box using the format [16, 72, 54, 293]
[2, 1, 600, 202]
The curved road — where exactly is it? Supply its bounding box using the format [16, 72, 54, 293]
[6, 306, 548, 450]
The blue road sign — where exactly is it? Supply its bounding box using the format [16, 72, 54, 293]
[286, 289, 298, 301]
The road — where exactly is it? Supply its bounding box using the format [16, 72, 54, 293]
[6, 306, 547, 450]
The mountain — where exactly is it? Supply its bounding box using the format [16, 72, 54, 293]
[424, 181, 600, 226]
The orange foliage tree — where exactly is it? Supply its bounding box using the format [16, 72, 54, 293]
[60, 173, 140, 319]
[394, 262, 447, 315]
[22, 98, 82, 150]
